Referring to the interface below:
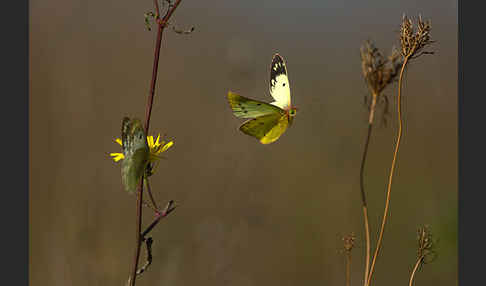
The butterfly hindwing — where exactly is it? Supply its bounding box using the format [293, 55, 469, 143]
[269, 54, 291, 109]
[227, 91, 283, 119]
[239, 112, 289, 144]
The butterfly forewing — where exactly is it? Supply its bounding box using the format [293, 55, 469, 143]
[122, 117, 132, 156]
[269, 54, 291, 109]
[227, 91, 283, 119]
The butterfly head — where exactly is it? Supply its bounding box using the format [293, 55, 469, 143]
[288, 107, 298, 117]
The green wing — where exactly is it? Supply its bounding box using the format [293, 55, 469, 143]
[227, 91, 283, 119]
[121, 117, 131, 154]
[120, 117, 149, 194]
[239, 112, 290, 144]
[122, 148, 149, 193]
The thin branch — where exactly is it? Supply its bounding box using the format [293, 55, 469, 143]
[142, 200, 177, 237]
[144, 0, 183, 136]
[359, 79, 379, 286]
[360, 122, 373, 286]
[345, 251, 351, 286]
[137, 237, 154, 276]
[153, 0, 161, 18]
[409, 257, 423, 286]
[341, 234, 355, 286]
[129, 1, 183, 285]
[129, 177, 145, 286]
[366, 55, 410, 286]
[362, 206, 371, 286]
[359, 42, 401, 285]
[366, 15, 433, 285]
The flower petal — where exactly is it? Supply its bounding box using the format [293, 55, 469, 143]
[110, 153, 125, 162]
[161, 141, 174, 152]
[147, 136, 154, 148]
[115, 138, 122, 146]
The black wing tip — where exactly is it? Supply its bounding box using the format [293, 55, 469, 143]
[272, 53, 286, 65]
[272, 53, 283, 60]
[270, 53, 286, 69]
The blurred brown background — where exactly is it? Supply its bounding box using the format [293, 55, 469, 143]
[30, 0, 457, 285]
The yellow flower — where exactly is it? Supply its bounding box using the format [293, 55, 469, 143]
[110, 134, 174, 166]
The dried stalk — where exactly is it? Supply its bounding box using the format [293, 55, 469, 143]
[359, 40, 401, 286]
[366, 15, 433, 286]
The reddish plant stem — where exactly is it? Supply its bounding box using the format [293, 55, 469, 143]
[153, 0, 161, 17]
[144, 23, 164, 136]
[142, 200, 176, 237]
[129, 1, 183, 285]
[130, 178, 145, 286]
[144, 0, 183, 135]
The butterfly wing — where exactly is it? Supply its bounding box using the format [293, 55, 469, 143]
[121, 117, 149, 193]
[239, 112, 290, 144]
[121, 117, 131, 156]
[227, 91, 283, 118]
[269, 54, 291, 109]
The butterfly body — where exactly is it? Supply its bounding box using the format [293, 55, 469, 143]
[226, 54, 297, 144]
[121, 117, 150, 193]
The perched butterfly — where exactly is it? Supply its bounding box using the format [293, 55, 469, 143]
[121, 117, 150, 193]
[226, 53, 297, 144]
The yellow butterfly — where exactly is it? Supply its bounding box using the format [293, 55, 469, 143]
[121, 117, 150, 194]
[226, 53, 297, 144]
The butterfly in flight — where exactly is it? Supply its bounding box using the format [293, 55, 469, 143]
[226, 53, 297, 144]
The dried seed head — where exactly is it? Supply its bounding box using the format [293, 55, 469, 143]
[342, 233, 356, 253]
[417, 225, 437, 264]
[400, 14, 434, 59]
[360, 40, 402, 96]
[360, 40, 402, 125]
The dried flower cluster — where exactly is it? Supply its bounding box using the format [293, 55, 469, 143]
[342, 233, 356, 253]
[360, 41, 402, 96]
[360, 41, 402, 125]
[400, 15, 434, 59]
[416, 225, 437, 264]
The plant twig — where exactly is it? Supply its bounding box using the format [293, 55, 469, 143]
[408, 257, 422, 286]
[137, 237, 154, 276]
[359, 119, 373, 286]
[362, 206, 371, 286]
[359, 40, 401, 286]
[365, 15, 432, 286]
[342, 234, 355, 286]
[345, 251, 351, 286]
[142, 200, 177, 237]
[129, 1, 183, 285]
[366, 54, 409, 286]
